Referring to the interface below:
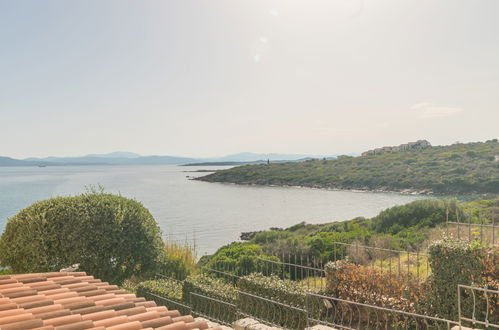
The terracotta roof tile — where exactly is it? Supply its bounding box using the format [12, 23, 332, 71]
[0, 318, 44, 330]
[35, 310, 72, 320]
[0, 272, 221, 329]
[140, 317, 172, 329]
[115, 307, 146, 317]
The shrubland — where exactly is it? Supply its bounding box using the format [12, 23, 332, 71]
[200, 198, 498, 282]
[198, 140, 499, 194]
[128, 197, 497, 327]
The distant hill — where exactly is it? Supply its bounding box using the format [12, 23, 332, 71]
[0, 157, 51, 167]
[183, 157, 339, 166]
[197, 140, 499, 195]
[183, 161, 267, 166]
[84, 152, 141, 158]
[0, 156, 31, 166]
[1, 152, 337, 167]
[18, 155, 196, 166]
[198, 152, 336, 162]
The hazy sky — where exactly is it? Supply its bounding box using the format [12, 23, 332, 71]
[1, 0, 498, 158]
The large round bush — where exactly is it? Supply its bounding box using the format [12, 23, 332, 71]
[0, 193, 163, 284]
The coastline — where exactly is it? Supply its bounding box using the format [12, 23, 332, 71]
[194, 177, 496, 200]
[194, 177, 434, 196]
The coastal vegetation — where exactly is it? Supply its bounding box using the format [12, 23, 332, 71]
[198, 140, 499, 194]
[240, 199, 469, 255]
[1, 192, 497, 328]
[133, 198, 497, 327]
[136, 238, 497, 327]
[199, 198, 498, 284]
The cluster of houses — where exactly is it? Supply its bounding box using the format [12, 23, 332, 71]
[361, 140, 432, 157]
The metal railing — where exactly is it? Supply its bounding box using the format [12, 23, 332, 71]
[237, 290, 308, 329]
[458, 285, 499, 329]
[445, 207, 498, 246]
[254, 255, 327, 290]
[306, 291, 459, 329]
[251, 246, 430, 289]
[199, 245, 430, 292]
[330, 241, 429, 279]
[143, 281, 499, 330]
[446, 220, 499, 246]
[141, 290, 192, 316]
[189, 292, 237, 326]
[199, 264, 242, 284]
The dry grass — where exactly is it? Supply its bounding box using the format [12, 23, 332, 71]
[427, 224, 499, 247]
[164, 240, 197, 274]
[298, 276, 327, 291]
[370, 253, 430, 279]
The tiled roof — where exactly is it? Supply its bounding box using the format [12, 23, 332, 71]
[0, 272, 222, 330]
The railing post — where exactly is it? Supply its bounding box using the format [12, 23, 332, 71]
[457, 285, 462, 329]
[398, 252, 401, 277]
[407, 251, 410, 277]
[479, 210, 484, 242]
[446, 207, 449, 237]
[355, 241, 359, 263]
[493, 216, 496, 245]
[468, 210, 472, 242]
[416, 250, 420, 278]
[457, 209, 461, 239]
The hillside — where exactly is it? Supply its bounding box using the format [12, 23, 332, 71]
[0, 156, 51, 167]
[197, 140, 499, 194]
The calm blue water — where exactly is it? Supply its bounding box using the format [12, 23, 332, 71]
[0, 165, 422, 255]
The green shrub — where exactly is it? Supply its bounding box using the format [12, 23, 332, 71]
[0, 193, 163, 285]
[0, 268, 13, 276]
[238, 273, 307, 329]
[183, 274, 237, 323]
[201, 242, 282, 280]
[137, 278, 183, 300]
[372, 199, 462, 234]
[252, 230, 296, 244]
[136, 278, 189, 315]
[423, 238, 485, 321]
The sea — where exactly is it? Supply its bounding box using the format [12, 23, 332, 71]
[0, 165, 423, 256]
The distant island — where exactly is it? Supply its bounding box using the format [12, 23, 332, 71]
[182, 157, 338, 166]
[0, 152, 339, 167]
[183, 161, 267, 166]
[197, 140, 499, 195]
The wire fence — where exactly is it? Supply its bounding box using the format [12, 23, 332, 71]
[198, 218, 499, 290]
[446, 220, 499, 246]
[199, 244, 430, 290]
[443, 207, 498, 246]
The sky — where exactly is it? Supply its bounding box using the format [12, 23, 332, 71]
[1, 0, 498, 159]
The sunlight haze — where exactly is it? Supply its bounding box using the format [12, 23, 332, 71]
[1, 0, 498, 158]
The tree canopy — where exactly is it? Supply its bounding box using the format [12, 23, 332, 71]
[0, 193, 164, 284]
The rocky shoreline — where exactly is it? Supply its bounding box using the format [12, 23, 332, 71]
[195, 177, 435, 196]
